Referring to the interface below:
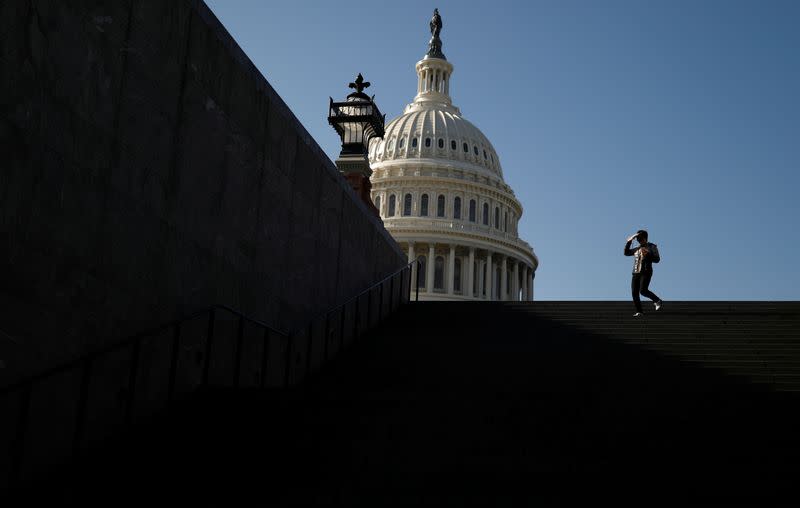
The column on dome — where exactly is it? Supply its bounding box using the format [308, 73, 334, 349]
[485, 251, 493, 300]
[522, 266, 529, 301]
[500, 256, 508, 301]
[447, 245, 456, 295]
[408, 242, 416, 291]
[427, 244, 436, 293]
[530, 269, 535, 301]
[466, 247, 475, 299]
[512, 259, 520, 301]
[477, 259, 484, 298]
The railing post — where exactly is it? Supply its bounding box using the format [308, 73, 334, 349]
[283, 333, 293, 388]
[340, 305, 346, 352]
[305, 322, 314, 379]
[353, 295, 360, 342]
[10, 383, 32, 485]
[233, 315, 245, 388]
[72, 356, 94, 453]
[379, 283, 384, 321]
[323, 314, 331, 362]
[202, 308, 216, 387]
[167, 323, 181, 402]
[125, 339, 142, 425]
[388, 274, 393, 314]
[367, 288, 372, 331]
[260, 329, 271, 389]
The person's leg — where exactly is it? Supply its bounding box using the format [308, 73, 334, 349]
[639, 270, 661, 303]
[631, 274, 643, 313]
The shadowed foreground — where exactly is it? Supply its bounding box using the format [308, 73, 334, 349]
[21, 302, 800, 505]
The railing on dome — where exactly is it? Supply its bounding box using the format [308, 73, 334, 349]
[382, 218, 535, 253]
[0, 257, 423, 489]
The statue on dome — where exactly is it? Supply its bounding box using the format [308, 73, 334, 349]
[426, 9, 446, 59]
[430, 9, 442, 39]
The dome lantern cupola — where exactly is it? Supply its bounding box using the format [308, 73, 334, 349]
[411, 8, 456, 112]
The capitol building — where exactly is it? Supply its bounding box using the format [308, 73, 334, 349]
[367, 13, 538, 301]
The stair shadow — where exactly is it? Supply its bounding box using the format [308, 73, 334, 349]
[14, 303, 800, 505]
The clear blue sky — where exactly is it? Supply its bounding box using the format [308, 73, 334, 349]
[205, 0, 799, 301]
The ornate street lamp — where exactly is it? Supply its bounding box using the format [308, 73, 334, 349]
[328, 74, 385, 216]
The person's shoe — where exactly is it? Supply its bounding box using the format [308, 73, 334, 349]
[633, 312, 643, 317]
[655, 301, 663, 311]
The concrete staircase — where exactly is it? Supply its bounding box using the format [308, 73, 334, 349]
[20, 301, 800, 504]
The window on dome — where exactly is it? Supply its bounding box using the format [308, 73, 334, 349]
[494, 207, 500, 229]
[437, 195, 445, 217]
[388, 139, 394, 151]
[434, 256, 445, 290]
[463, 142, 468, 153]
[399, 137, 405, 148]
[374, 195, 381, 214]
[388, 195, 396, 217]
[403, 193, 412, 216]
[438, 138, 444, 149]
[469, 200, 476, 222]
[483, 150, 487, 159]
[412, 138, 418, 148]
[453, 197, 462, 219]
[454, 258, 462, 292]
[425, 137, 431, 148]
[451, 140, 457, 150]
[417, 255, 427, 289]
[420, 194, 429, 216]
[474, 145, 479, 155]
[483, 203, 489, 225]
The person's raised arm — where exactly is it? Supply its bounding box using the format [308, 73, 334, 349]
[624, 234, 638, 256]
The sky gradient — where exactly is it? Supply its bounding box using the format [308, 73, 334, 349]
[205, 0, 799, 301]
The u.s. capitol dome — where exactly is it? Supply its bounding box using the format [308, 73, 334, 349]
[368, 12, 538, 300]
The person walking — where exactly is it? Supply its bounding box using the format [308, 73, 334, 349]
[624, 230, 663, 317]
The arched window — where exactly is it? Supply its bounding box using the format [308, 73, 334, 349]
[483, 203, 489, 225]
[454, 258, 462, 292]
[451, 140, 457, 150]
[403, 193, 412, 216]
[388, 139, 394, 150]
[412, 137, 418, 148]
[420, 194, 429, 216]
[483, 149, 487, 159]
[469, 200, 476, 222]
[388, 195, 396, 216]
[494, 207, 500, 229]
[437, 195, 445, 217]
[474, 145, 479, 155]
[417, 255, 427, 289]
[374, 194, 381, 214]
[425, 137, 431, 147]
[463, 142, 469, 153]
[453, 197, 462, 219]
[504, 212, 508, 232]
[399, 137, 405, 148]
[438, 138, 444, 149]
[434, 256, 445, 290]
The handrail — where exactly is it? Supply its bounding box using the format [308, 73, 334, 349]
[296, 257, 422, 334]
[0, 256, 421, 488]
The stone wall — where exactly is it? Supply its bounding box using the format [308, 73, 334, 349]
[0, 0, 404, 383]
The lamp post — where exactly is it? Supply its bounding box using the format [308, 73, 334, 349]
[328, 74, 385, 216]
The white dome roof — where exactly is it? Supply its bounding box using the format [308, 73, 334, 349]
[369, 107, 504, 179]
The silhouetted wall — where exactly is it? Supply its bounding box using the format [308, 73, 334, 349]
[0, 0, 404, 384]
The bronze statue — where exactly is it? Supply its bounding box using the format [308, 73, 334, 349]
[430, 8, 442, 39]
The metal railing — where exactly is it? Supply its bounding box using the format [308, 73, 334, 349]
[0, 257, 422, 488]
